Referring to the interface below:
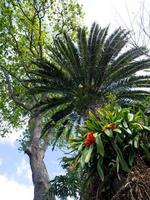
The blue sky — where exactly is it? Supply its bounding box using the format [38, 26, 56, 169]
[1, 0, 150, 199]
[0, 132, 65, 199]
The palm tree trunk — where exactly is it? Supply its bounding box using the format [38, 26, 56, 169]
[25, 115, 55, 200]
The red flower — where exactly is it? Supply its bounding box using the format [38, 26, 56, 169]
[84, 131, 96, 147]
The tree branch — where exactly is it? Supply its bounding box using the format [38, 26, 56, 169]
[17, 0, 32, 22]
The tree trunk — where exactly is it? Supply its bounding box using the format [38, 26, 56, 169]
[25, 115, 55, 200]
[29, 150, 51, 200]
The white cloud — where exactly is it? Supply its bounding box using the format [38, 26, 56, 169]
[0, 174, 33, 200]
[16, 158, 32, 184]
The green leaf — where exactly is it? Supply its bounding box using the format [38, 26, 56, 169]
[78, 143, 83, 152]
[133, 122, 143, 130]
[128, 151, 135, 166]
[115, 134, 123, 143]
[104, 129, 113, 137]
[123, 121, 128, 128]
[97, 158, 104, 181]
[134, 135, 139, 148]
[140, 143, 150, 159]
[85, 145, 94, 163]
[89, 111, 97, 121]
[116, 156, 120, 175]
[80, 147, 89, 168]
[128, 113, 134, 121]
[143, 125, 150, 131]
[125, 128, 132, 135]
[113, 128, 122, 133]
[86, 120, 96, 130]
[112, 142, 129, 172]
[96, 134, 104, 157]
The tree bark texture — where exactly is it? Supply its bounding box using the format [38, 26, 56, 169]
[25, 115, 55, 200]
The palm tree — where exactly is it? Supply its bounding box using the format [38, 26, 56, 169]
[28, 22, 150, 137]
[27, 22, 150, 199]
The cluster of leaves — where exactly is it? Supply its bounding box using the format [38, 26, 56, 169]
[68, 103, 150, 182]
[47, 172, 80, 199]
[28, 22, 150, 140]
[0, 0, 84, 134]
[45, 156, 82, 199]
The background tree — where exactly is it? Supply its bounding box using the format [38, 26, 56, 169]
[0, 1, 84, 200]
[115, 0, 150, 58]
[132, 1, 150, 52]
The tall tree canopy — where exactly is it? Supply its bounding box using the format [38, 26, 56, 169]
[0, 1, 84, 200]
[28, 22, 150, 142]
[0, 0, 83, 134]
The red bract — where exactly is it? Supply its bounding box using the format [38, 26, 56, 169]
[105, 123, 117, 129]
[84, 131, 96, 147]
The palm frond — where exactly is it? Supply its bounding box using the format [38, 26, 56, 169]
[52, 118, 69, 150]
[78, 27, 89, 85]
[103, 74, 150, 93]
[28, 22, 150, 140]
[103, 59, 150, 88]
[31, 96, 71, 117]
[41, 103, 74, 134]
[99, 28, 129, 66]
[112, 47, 148, 68]
[89, 25, 109, 86]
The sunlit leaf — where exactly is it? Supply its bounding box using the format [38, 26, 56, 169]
[125, 128, 132, 135]
[113, 128, 122, 133]
[85, 145, 94, 163]
[143, 125, 150, 131]
[134, 135, 139, 148]
[123, 121, 128, 128]
[104, 129, 113, 137]
[128, 113, 134, 121]
[80, 147, 89, 168]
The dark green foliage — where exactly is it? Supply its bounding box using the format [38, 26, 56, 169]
[48, 172, 80, 199]
[28, 22, 150, 138]
[45, 156, 81, 199]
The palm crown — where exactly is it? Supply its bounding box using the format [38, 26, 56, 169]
[29, 23, 150, 137]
